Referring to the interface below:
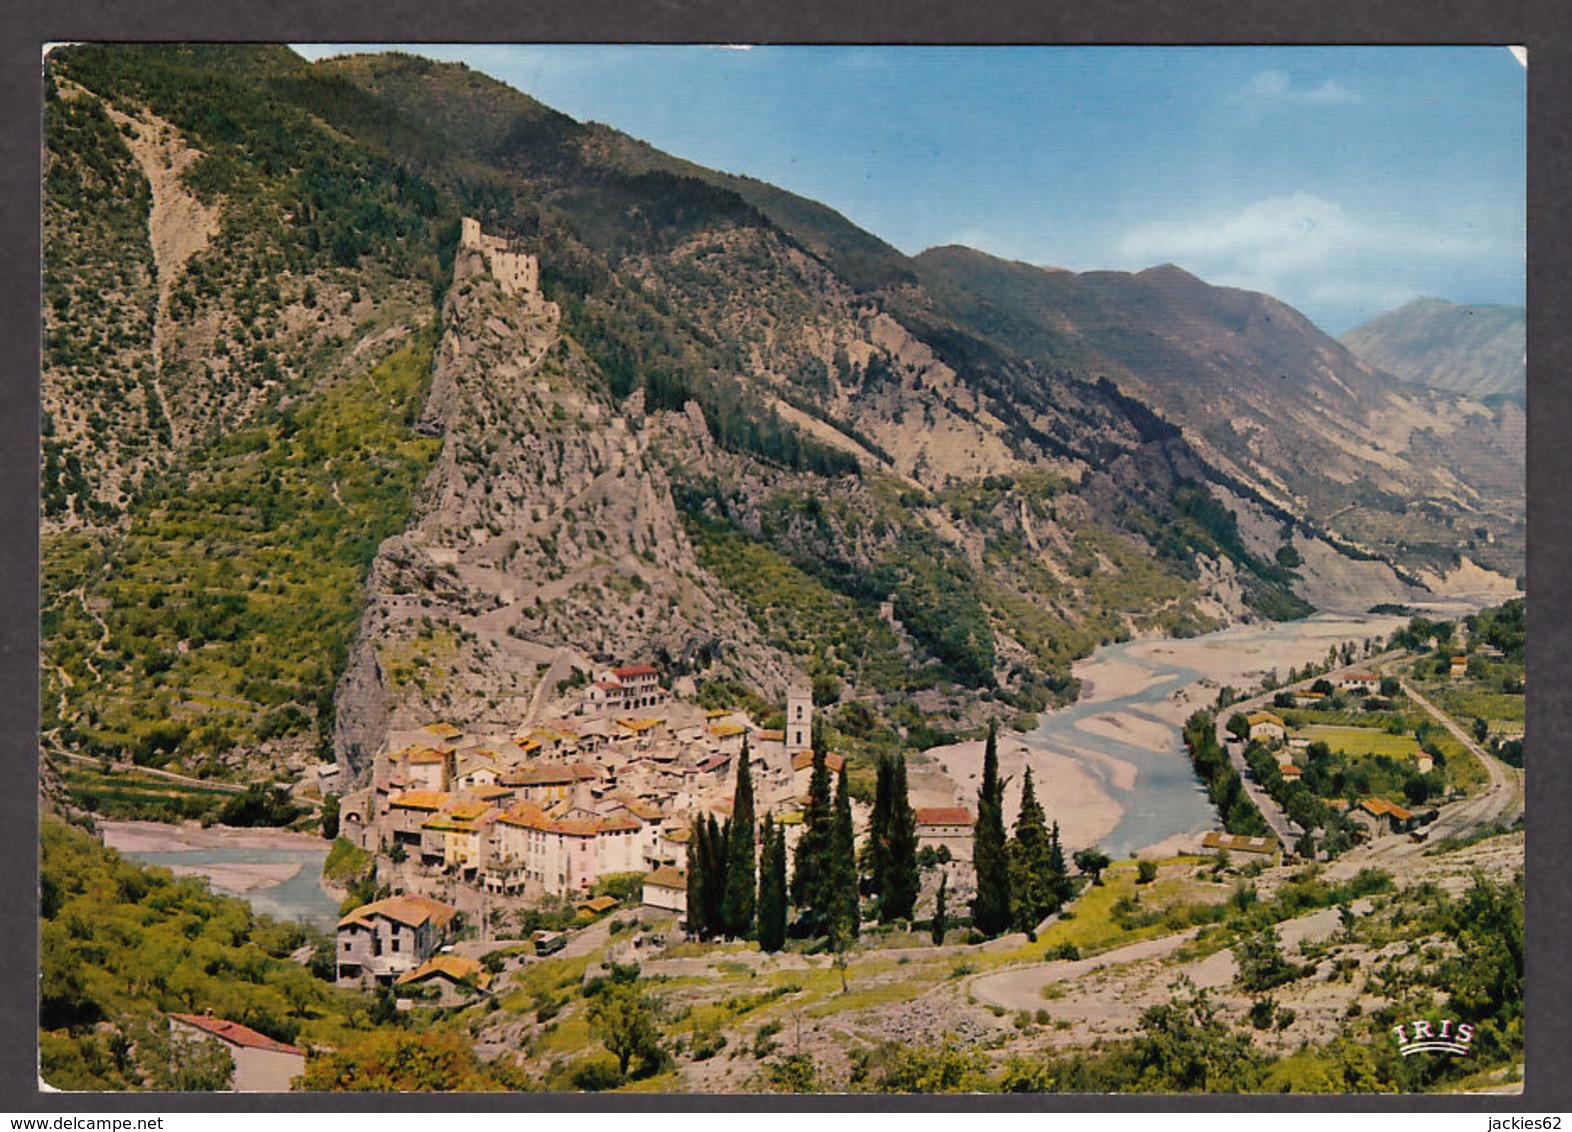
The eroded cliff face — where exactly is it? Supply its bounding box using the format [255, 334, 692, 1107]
[334, 240, 794, 779]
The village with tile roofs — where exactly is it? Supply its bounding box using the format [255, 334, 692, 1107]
[327, 663, 975, 989]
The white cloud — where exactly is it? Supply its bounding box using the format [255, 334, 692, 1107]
[1119, 191, 1352, 277]
[1112, 192, 1514, 331]
[1231, 69, 1357, 111]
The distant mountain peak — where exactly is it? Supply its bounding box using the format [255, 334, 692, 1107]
[1340, 297, 1524, 404]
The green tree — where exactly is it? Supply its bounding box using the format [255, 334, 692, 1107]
[862, 754, 895, 900]
[756, 813, 787, 952]
[168, 1033, 236, 1091]
[1073, 846, 1111, 886]
[587, 982, 664, 1079]
[1007, 765, 1054, 931]
[1129, 977, 1265, 1092]
[790, 747, 834, 936]
[1047, 821, 1072, 907]
[686, 814, 728, 939]
[767, 1052, 819, 1093]
[721, 740, 756, 938]
[828, 764, 860, 947]
[1234, 925, 1303, 993]
[297, 1028, 508, 1092]
[931, 873, 948, 945]
[881, 756, 920, 922]
[971, 721, 1011, 936]
[320, 793, 340, 841]
[878, 1042, 994, 1093]
[685, 820, 705, 939]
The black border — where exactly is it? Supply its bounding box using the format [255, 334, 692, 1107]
[4, 0, 1565, 1115]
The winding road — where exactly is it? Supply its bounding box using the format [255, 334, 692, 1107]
[969, 654, 1522, 1015]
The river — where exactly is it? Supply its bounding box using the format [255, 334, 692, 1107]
[1020, 612, 1411, 857]
[103, 822, 343, 929]
[101, 613, 1419, 916]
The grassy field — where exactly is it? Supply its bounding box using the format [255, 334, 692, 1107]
[1294, 725, 1420, 759]
[1429, 686, 1525, 726]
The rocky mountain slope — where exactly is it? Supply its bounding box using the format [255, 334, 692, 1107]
[912, 248, 1524, 585]
[39, 44, 1520, 790]
[332, 235, 795, 776]
[1340, 297, 1525, 405]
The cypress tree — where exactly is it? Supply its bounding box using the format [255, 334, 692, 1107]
[721, 741, 757, 938]
[932, 873, 948, 945]
[685, 820, 704, 940]
[757, 814, 787, 952]
[1008, 766, 1053, 932]
[972, 721, 1011, 936]
[698, 814, 728, 939]
[1047, 820, 1072, 909]
[790, 747, 834, 934]
[828, 764, 860, 944]
[881, 755, 920, 923]
[862, 755, 896, 898]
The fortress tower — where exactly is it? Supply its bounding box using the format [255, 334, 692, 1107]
[459, 216, 540, 297]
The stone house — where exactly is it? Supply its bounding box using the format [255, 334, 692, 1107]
[1355, 797, 1417, 837]
[1200, 831, 1279, 857]
[498, 761, 601, 805]
[335, 894, 460, 988]
[581, 664, 665, 715]
[420, 801, 499, 874]
[385, 790, 451, 852]
[394, 955, 493, 1006]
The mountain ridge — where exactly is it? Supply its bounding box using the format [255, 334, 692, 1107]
[39, 44, 1520, 793]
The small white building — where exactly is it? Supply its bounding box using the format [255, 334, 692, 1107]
[642, 865, 688, 915]
[581, 664, 666, 715]
[167, 1013, 305, 1093]
[915, 806, 975, 863]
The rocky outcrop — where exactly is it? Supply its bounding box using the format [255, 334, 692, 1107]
[334, 234, 796, 780]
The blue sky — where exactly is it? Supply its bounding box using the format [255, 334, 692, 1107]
[293, 45, 1525, 334]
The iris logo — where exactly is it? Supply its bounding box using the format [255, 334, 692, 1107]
[1392, 1018, 1473, 1057]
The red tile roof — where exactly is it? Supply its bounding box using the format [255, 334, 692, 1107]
[389, 790, 451, 811]
[498, 802, 639, 837]
[1361, 797, 1415, 821]
[169, 1014, 303, 1056]
[644, 865, 686, 890]
[916, 806, 973, 826]
[338, 893, 459, 931]
[499, 762, 600, 787]
[612, 664, 659, 678]
[790, 750, 845, 773]
[394, 955, 491, 991]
